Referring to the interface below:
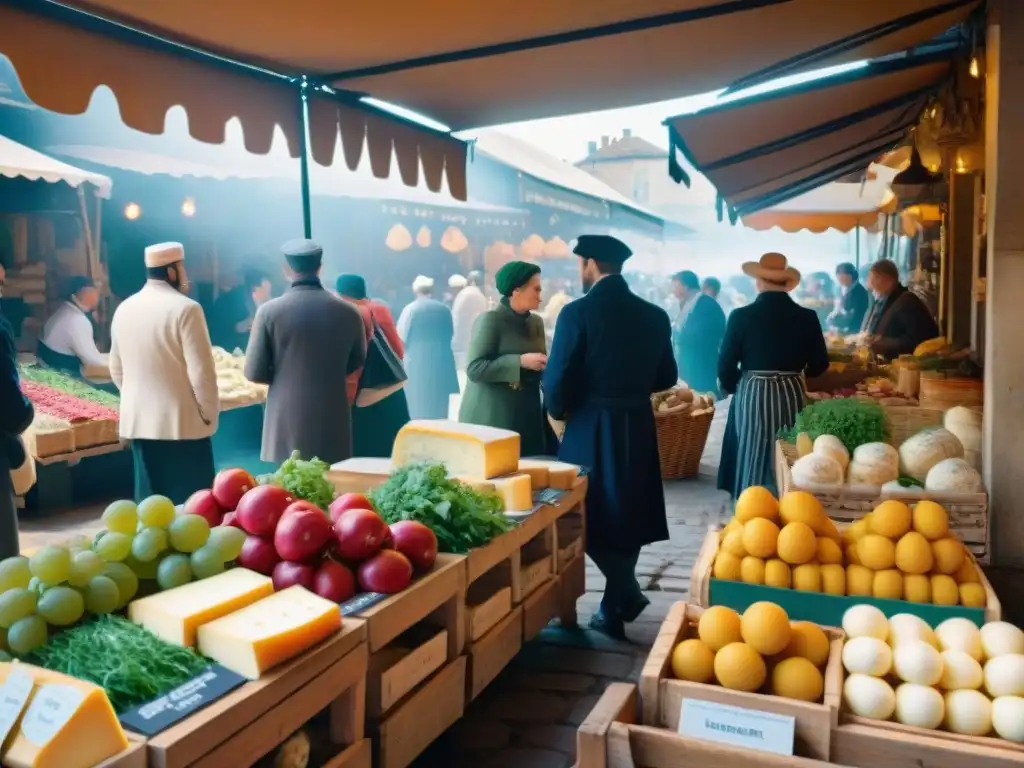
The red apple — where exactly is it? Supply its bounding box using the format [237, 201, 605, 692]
[212, 468, 257, 510]
[380, 527, 395, 550]
[312, 560, 357, 603]
[357, 550, 413, 594]
[183, 489, 225, 527]
[234, 485, 294, 536]
[328, 493, 374, 524]
[237, 535, 280, 575]
[334, 508, 389, 562]
[389, 521, 438, 571]
[275, 501, 333, 563]
[272, 560, 315, 592]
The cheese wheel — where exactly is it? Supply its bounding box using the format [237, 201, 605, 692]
[392, 420, 520, 479]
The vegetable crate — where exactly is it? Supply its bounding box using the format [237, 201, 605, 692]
[553, 482, 588, 632]
[101, 733, 148, 768]
[774, 441, 990, 563]
[689, 528, 1001, 627]
[136, 622, 368, 768]
[639, 602, 843, 762]
[577, 684, 848, 768]
[355, 555, 466, 768]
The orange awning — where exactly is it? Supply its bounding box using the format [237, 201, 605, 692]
[664, 53, 954, 217]
[741, 178, 898, 233]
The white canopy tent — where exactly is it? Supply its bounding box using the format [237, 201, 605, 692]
[0, 133, 112, 197]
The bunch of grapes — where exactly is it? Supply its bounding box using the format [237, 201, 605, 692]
[0, 495, 246, 657]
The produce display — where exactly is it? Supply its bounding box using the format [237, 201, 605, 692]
[19, 380, 118, 423]
[783, 397, 889, 455]
[670, 602, 832, 702]
[713, 487, 986, 607]
[259, 452, 336, 511]
[841, 604, 1024, 743]
[212, 346, 268, 405]
[18, 364, 120, 408]
[651, 384, 715, 416]
[807, 376, 919, 406]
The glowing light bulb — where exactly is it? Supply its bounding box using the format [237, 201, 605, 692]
[124, 203, 141, 221]
[956, 156, 967, 174]
[969, 56, 980, 78]
[181, 198, 196, 217]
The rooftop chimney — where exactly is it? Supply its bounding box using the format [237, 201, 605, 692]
[601, 135, 610, 148]
[623, 128, 632, 138]
[587, 141, 598, 155]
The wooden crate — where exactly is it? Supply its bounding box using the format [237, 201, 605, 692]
[140, 622, 367, 768]
[464, 527, 520, 643]
[832, 713, 1024, 767]
[101, 733, 148, 768]
[522, 575, 561, 642]
[466, 605, 523, 702]
[374, 656, 467, 768]
[559, 552, 587, 630]
[639, 603, 843, 762]
[321, 739, 371, 768]
[689, 528, 1002, 627]
[774, 441, 990, 562]
[555, 504, 585, 572]
[31, 427, 75, 458]
[366, 625, 449, 719]
[577, 683, 846, 768]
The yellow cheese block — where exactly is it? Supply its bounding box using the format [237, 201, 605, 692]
[517, 459, 551, 488]
[524, 460, 579, 490]
[392, 420, 520, 479]
[128, 568, 274, 646]
[326, 457, 393, 495]
[492, 474, 533, 512]
[451, 476, 497, 494]
[196, 586, 342, 680]
[0, 662, 128, 768]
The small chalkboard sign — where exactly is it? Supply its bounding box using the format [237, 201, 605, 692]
[118, 664, 247, 737]
[339, 591, 389, 616]
[533, 488, 568, 507]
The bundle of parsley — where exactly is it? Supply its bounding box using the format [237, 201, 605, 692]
[780, 397, 889, 454]
[369, 463, 514, 553]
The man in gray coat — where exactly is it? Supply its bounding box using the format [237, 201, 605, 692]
[245, 239, 366, 464]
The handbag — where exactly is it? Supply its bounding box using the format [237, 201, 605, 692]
[356, 319, 407, 407]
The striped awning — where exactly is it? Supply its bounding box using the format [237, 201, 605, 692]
[741, 177, 899, 233]
[664, 52, 955, 217]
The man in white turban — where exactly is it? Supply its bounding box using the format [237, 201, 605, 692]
[396, 275, 459, 418]
[109, 242, 219, 503]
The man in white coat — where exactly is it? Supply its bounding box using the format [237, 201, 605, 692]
[109, 242, 220, 503]
[450, 270, 488, 371]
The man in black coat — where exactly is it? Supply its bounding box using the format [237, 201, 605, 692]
[671, 270, 726, 395]
[0, 261, 34, 558]
[862, 259, 939, 360]
[829, 262, 869, 334]
[543, 235, 678, 639]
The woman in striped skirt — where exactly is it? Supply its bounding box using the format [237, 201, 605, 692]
[717, 254, 829, 498]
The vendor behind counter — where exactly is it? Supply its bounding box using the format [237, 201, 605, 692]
[38, 276, 109, 374]
[861, 259, 939, 360]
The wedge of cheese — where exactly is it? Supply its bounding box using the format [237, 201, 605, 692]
[326, 457, 394, 495]
[517, 459, 551, 489]
[128, 568, 274, 646]
[197, 586, 342, 679]
[0, 662, 128, 768]
[392, 420, 520, 479]
[492, 474, 533, 512]
[451, 476, 497, 494]
[517, 460, 579, 490]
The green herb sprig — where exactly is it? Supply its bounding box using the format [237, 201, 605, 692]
[260, 451, 335, 510]
[369, 463, 513, 553]
[26, 615, 210, 713]
[781, 397, 888, 454]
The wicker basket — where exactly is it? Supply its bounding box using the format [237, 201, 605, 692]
[655, 407, 714, 480]
[881, 404, 944, 447]
[919, 374, 983, 410]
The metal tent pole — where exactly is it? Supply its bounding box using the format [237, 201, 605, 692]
[297, 78, 312, 238]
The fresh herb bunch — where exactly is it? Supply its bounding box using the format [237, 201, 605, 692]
[369, 463, 514, 553]
[26, 615, 210, 713]
[18, 364, 120, 407]
[259, 451, 336, 510]
[781, 397, 888, 454]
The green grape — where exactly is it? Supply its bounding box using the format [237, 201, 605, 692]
[0, 588, 37, 629]
[94, 531, 132, 562]
[67, 550, 105, 588]
[156, 554, 193, 590]
[83, 575, 120, 614]
[102, 562, 139, 608]
[7, 615, 46, 656]
[0, 557, 31, 592]
[207, 526, 246, 562]
[64, 533, 91, 552]
[189, 546, 224, 580]
[101, 499, 139, 535]
[138, 495, 176, 528]
[28, 546, 71, 584]
[131, 527, 168, 562]
[168, 514, 210, 554]
[124, 553, 162, 581]
[37, 586, 85, 627]
[26, 577, 43, 595]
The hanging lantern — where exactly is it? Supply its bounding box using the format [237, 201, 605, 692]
[542, 236, 570, 259]
[416, 225, 432, 248]
[385, 224, 413, 251]
[520, 234, 545, 260]
[440, 226, 469, 254]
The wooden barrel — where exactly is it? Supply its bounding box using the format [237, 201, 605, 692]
[919, 374, 984, 410]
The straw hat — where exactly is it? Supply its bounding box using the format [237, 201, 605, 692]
[741, 252, 801, 291]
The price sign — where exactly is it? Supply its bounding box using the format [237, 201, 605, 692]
[20, 684, 86, 747]
[0, 667, 34, 745]
[678, 699, 795, 756]
[118, 664, 247, 737]
[339, 591, 389, 616]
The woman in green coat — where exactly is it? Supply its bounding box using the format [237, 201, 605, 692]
[459, 261, 550, 456]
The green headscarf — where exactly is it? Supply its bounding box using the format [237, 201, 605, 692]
[495, 260, 541, 297]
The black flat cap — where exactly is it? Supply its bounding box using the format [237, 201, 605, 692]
[573, 234, 632, 264]
[281, 238, 323, 259]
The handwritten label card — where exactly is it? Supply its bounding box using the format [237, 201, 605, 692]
[678, 698, 795, 756]
[338, 591, 389, 616]
[20, 684, 86, 747]
[118, 664, 246, 737]
[0, 667, 34, 745]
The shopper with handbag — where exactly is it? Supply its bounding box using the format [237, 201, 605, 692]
[337, 274, 410, 458]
